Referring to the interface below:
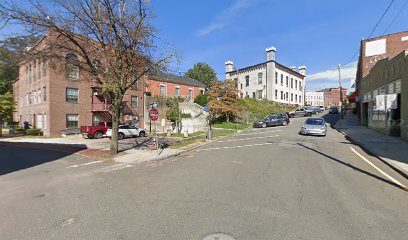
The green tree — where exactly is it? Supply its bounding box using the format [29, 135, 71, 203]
[0, 92, 14, 136]
[166, 97, 191, 134]
[194, 94, 210, 106]
[185, 62, 217, 86]
[0, 36, 40, 94]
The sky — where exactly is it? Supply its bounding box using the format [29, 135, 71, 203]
[149, 0, 408, 92]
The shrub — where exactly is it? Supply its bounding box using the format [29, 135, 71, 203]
[26, 128, 43, 136]
[194, 94, 210, 106]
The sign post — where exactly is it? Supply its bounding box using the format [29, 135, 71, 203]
[149, 108, 160, 155]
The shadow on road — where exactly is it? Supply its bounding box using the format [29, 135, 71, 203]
[322, 113, 340, 129]
[297, 143, 405, 191]
[0, 142, 87, 176]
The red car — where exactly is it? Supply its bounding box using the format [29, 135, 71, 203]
[80, 122, 112, 139]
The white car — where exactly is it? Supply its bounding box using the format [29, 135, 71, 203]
[106, 125, 146, 140]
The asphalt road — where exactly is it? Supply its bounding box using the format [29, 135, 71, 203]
[1, 112, 408, 240]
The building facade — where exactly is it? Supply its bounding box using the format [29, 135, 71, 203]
[225, 47, 306, 106]
[356, 30, 408, 120]
[305, 91, 324, 106]
[146, 72, 205, 100]
[318, 88, 348, 107]
[13, 34, 203, 136]
[359, 50, 407, 141]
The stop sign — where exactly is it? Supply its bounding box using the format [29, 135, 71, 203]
[149, 108, 159, 121]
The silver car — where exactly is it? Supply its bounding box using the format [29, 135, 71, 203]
[300, 118, 327, 136]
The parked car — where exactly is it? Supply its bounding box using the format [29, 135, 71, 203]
[300, 117, 327, 136]
[329, 106, 339, 114]
[253, 114, 289, 128]
[305, 106, 321, 114]
[319, 106, 325, 111]
[106, 125, 146, 140]
[80, 122, 112, 139]
[288, 108, 314, 118]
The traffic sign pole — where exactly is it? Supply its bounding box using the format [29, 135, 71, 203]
[149, 108, 160, 155]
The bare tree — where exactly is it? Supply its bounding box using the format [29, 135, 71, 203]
[0, 0, 176, 155]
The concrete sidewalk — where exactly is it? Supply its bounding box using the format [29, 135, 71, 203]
[334, 112, 408, 176]
[114, 148, 185, 164]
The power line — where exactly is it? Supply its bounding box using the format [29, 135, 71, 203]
[367, 0, 396, 38]
[382, 0, 407, 35]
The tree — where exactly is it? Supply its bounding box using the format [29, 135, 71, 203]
[0, 0, 176, 155]
[165, 97, 191, 134]
[185, 62, 217, 86]
[0, 92, 14, 137]
[0, 36, 40, 94]
[207, 79, 240, 122]
[194, 93, 209, 107]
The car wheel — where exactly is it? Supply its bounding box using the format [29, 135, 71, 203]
[307, 112, 312, 116]
[93, 131, 103, 139]
[290, 114, 295, 118]
[282, 121, 288, 126]
[262, 123, 267, 128]
[139, 131, 146, 137]
[118, 132, 125, 140]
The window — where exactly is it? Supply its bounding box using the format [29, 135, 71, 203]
[131, 96, 138, 107]
[291, 78, 293, 88]
[44, 114, 47, 129]
[252, 92, 256, 98]
[257, 90, 263, 99]
[240, 83, 243, 90]
[258, 73, 263, 84]
[66, 53, 79, 80]
[33, 61, 37, 82]
[66, 114, 79, 128]
[299, 82, 303, 91]
[275, 90, 278, 99]
[245, 76, 249, 86]
[38, 89, 41, 104]
[295, 94, 298, 102]
[38, 60, 41, 79]
[299, 95, 302, 103]
[286, 76, 288, 87]
[280, 91, 283, 100]
[36, 114, 43, 129]
[286, 92, 288, 101]
[66, 88, 79, 103]
[29, 64, 32, 84]
[160, 85, 165, 96]
[280, 74, 283, 86]
[25, 66, 29, 84]
[295, 80, 298, 90]
[175, 87, 180, 96]
[43, 87, 47, 102]
[42, 61, 47, 77]
[291, 93, 293, 101]
[189, 89, 193, 99]
[234, 78, 238, 88]
[275, 72, 278, 84]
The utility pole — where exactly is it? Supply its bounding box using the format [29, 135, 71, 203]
[338, 64, 344, 119]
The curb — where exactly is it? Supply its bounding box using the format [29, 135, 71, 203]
[334, 125, 408, 180]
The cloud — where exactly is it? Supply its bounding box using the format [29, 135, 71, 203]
[307, 61, 358, 82]
[196, 0, 255, 36]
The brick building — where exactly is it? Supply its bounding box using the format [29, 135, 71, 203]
[318, 88, 347, 107]
[356, 30, 408, 121]
[146, 72, 205, 100]
[13, 33, 203, 137]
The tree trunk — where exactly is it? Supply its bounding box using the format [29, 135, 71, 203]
[110, 98, 122, 155]
[0, 122, 3, 137]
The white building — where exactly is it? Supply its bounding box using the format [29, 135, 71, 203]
[305, 91, 324, 106]
[225, 47, 306, 106]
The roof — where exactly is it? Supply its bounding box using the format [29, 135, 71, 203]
[227, 60, 305, 78]
[149, 72, 206, 88]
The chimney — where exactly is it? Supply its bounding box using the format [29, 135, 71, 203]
[225, 61, 234, 73]
[266, 46, 276, 61]
[290, 66, 296, 72]
[299, 66, 307, 76]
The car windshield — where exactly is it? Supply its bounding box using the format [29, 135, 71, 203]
[305, 118, 324, 125]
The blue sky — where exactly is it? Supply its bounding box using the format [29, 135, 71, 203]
[150, 0, 408, 92]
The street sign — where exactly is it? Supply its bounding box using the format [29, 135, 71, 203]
[149, 108, 159, 121]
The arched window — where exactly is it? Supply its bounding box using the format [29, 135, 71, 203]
[66, 53, 79, 80]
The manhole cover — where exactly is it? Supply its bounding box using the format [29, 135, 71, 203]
[202, 233, 236, 240]
[61, 217, 76, 227]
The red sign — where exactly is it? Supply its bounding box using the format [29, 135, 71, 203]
[149, 108, 159, 121]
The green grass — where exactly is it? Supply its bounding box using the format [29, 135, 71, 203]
[169, 138, 206, 149]
[158, 131, 205, 138]
[212, 122, 249, 130]
[212, 129, 238, 137]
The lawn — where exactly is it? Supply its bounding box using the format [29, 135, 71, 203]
[212, 122, 249, 130]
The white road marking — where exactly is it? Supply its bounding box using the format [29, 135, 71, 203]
[231, 161, 243, 164]
[349, 147, 407, 190]
[238, 130, 283, 136]
[217, 135, 279, 143]
[103, 164, 135, 173]
[67, 160, 103, 168]
[197, 142, 274, 152]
